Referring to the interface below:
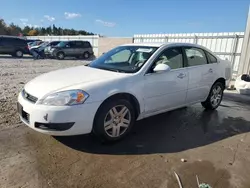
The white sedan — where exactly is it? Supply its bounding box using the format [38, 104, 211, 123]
[17, 43, 231, 142]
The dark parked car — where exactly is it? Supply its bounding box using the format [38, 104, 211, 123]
[26, 39, 42, 43]
[44, 41, 61, 56]
[50, 40, 94, 60]
[0, 36, 29, 57]
[28, 41, 44, 49]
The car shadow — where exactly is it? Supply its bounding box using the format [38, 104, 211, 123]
[55, 103, 250, 155]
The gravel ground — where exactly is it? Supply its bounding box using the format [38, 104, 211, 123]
[1, 57, 250, 188]
[0, 57, 87, 131]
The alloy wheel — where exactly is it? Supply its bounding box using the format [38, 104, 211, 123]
[104, 105, 131, 137]
[210, 85, 222, 107]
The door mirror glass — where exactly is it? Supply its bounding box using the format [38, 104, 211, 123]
[65, 44, 70, 48]
[153, 64, 171, 73]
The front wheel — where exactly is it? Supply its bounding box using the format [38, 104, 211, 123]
[201, 82, 224, 110]
[56, 52, 65, 60]
[93, 99, 135, 142]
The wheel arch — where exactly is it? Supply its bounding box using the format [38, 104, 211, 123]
[56, 51, 65, 55]
[94, 92, 141, 124]
[213, 77, 226, 89]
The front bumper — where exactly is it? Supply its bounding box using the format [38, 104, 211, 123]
[17, 92, 101, 136]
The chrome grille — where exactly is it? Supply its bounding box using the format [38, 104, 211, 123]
[22, 90, 38, 103]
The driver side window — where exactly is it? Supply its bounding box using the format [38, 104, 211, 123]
[149, 47, 183, 73]
[106, 49, 131, 63]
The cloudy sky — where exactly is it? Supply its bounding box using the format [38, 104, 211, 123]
[1, 0, 249, 36]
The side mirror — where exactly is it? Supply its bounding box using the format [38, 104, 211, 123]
[66, 44, 70, 48]
[153, 64, 171, 73]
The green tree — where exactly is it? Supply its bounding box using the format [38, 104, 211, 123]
[0, 18, 95, 36]
[0, 19, 8, 35]
[23, 26, 31, 35]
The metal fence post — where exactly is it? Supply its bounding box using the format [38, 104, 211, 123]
[165, 36, 168, 43]
[194, 35, 198, 44]
[231, 34, 239, 73]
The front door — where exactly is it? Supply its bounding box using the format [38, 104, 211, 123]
[143, 47, 188, 116]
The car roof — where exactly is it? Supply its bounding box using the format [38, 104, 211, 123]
[121, 43, 165, 47]
[121, 42, 210, 49]
[0, 35, 25, 40]
[121, 42, 216, 55]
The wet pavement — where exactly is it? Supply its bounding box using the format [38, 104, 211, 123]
[1, 98, 250, 188]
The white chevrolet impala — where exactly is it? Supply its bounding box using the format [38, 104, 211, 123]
[18, 43, 231, 142]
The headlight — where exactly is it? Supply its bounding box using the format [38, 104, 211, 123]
[38, 90, 89, 106]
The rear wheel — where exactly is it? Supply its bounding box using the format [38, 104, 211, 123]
[201, 82, 224, 110]
[13, 50, 23, 58]
[56, 52, 65, 60]
[82, 52, 90, 59]
[93, 99, 135, 142]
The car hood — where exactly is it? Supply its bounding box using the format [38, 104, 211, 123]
[24, 66, 126, 99]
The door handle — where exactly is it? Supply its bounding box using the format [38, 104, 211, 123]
[208, 68, 213, 73]
[177, 73, 186, 79]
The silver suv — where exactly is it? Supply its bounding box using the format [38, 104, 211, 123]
[50, 40, 94, 60]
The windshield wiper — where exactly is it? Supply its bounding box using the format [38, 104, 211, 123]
[96, 66, 124, 73]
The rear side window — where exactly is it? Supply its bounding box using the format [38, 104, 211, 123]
[14, 39, 27, 45]
[0, 38, 11, 45]
[0, 38, 25, 45]
[75, 41, 84, 47]
[83, 41, 91, 48]
[206, 52, 217, 63]
[68, 41, 76, 47]
[184, 47, 208, 67]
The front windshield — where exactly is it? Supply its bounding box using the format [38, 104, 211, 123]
[56, 41, 67, 47]
[89, 46, 158, 73]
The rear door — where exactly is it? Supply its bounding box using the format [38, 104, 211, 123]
[183, 46, 215, 103]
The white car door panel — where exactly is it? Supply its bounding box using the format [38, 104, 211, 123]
[144, 69, 188, 114]
[186, 65, 211, 103]
[143, 47, 188, 115]
[184, 47, 216, 103]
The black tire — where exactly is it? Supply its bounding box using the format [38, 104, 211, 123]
[82, 52, 90, 59]
[201, 82, 224, 110]
[14, 50, 23, 58]
[93, 99, 136, 142]
[56, 52, 65, 60]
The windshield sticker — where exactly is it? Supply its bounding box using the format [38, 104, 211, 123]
[136, 48, 153, 53]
